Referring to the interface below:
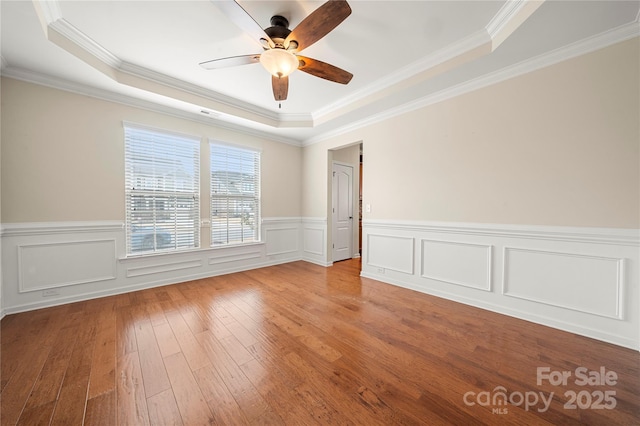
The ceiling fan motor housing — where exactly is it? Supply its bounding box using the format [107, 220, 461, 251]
[265, 15, 293, 48]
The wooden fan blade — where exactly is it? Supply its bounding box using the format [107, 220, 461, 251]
[214, 0, 274, 48]
[285, 0, 351, 52]
[297, 56, 352, 84]
[272, 75, 289, 101]
[199, 54, 260, 70]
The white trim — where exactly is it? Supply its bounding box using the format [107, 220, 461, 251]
[486, 0, 531, 40]
[126, 258, 203, 278]
[420, 239, 493, 292]
[1, 221, 123, 237]
[33, 0, 63, 24]
[366, 234, 415, 275]
[301, 217, 329, 266]
[265, 227, 300, 256]
[49, 19, 121, 68]
[17, 239, 117, 292]
[118, 60, 290, 126]
[502, 247, 625, 320]
[208, 250, 262, 265]
[363, 219, 639, 246]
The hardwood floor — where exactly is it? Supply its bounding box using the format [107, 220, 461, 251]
[1, 259, 639, 425]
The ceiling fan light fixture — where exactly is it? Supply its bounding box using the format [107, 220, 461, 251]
[260, 48, 299, 78]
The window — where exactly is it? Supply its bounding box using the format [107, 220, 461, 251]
[210, 142, 260, 245]
[124, 124, 200, 254]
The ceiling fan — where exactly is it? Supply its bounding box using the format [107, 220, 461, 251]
[200, 0, 353, 102]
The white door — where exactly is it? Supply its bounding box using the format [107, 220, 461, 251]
[332, 163, 353, 262]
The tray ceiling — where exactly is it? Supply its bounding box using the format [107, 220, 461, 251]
[2, 1, 638, 145]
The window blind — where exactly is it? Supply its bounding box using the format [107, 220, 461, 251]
[124, 124, 200, 254]
[210, 142, 261, 245]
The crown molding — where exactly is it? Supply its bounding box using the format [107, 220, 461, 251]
[34, 0, 63, 24]
[48, 18, 290, 125]
[312, 29, 491, 123]
[489, 0, 545, 50]
[121, 59, 314, 128]
[310, 1, 547, 125]
[304, 22, 639, 146]
[486, 0, 528, 38]
[0, 66, 303, 146]
[49, 19, 121, 68]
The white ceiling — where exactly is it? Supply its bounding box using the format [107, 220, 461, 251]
[2, 1, 639, 145]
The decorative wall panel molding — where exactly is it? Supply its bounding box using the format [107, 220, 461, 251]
[18, 239, 116, 292]
[303, 228, 324, 256]
[367, 234, 414, 274]
[265, 227, 299, 256]
[208, 250, 262, 265]
[126, 258, 203, 278]
[421, 239, 492, 291]
[503, 247, 624, 320]
[301, 217, 329, 266]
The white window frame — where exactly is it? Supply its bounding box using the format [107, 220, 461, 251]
[124, 123, 201, 255]
[209, 141, 261, 246]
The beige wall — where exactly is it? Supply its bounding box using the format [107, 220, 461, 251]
[2, 37, 638, 230]
[303, 38, 640, 229]
[1, 78, 302, 224]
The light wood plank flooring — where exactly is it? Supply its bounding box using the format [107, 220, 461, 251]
[2, 259, 639, 425]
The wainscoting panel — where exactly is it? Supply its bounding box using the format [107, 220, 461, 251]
[208, 250, 262, 265]
[18, 239, 116, 292]
[367, 234, 414, 274]
[265, 227, 299, 256]
[1, 218, 306, 314]
[126, 258, 203, 278]
[303, 228, 324, 256]
[421, 239, 492, 291]
[301, 217, 329, 266]
[361, 220, 639, 350]
[503, 247, 623, 319]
